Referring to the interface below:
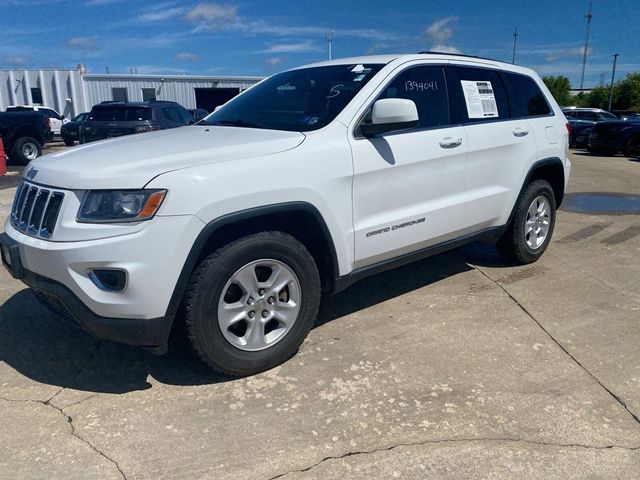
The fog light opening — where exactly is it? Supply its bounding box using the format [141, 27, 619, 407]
[90, 269, 127, 292]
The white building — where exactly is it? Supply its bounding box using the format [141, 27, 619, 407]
[0, 65, 262, 118]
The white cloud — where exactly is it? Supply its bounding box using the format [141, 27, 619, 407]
[136, 7, 186, 23]
[174, 52, 201, 63]
[261, 41, 322, 54]
[67, 37, 98, 50]
[185, 2, 237, 30]
[267, 56, 287, 67]
[425, 16, 457, 43]
[430, 44, 461, 54]
[546, 46, 593, 62]
[2, 55, 31, 67]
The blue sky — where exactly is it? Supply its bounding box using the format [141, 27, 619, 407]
[0, 0, 637, 87]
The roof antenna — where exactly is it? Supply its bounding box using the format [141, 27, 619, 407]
[511, 26, 519, 64]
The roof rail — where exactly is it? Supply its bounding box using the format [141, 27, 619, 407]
[417, 51, 501, 63]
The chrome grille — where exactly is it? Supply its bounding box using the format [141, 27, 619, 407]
[10, 182, 65, 238]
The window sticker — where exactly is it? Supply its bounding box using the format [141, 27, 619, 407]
[460, 80, 499, 118]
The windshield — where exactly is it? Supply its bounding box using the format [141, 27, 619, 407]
[204, 64, 384, 132]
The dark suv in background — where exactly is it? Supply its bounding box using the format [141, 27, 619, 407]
[80, 101, 194, 144]
[588, 117, 640, 157]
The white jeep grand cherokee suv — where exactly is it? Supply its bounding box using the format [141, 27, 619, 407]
[1, 54, 570, 376]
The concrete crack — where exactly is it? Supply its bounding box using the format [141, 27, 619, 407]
[0, 394, 125, 479]
[47, 401, 127, 480]
[472, 264, 640, 426]
[46, 340, 103, 406]
[267, 437, 640, 479]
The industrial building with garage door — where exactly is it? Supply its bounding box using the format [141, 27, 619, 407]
[0, 64, 262, 118]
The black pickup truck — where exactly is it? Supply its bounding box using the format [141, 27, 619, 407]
[0, 111, 53, 165]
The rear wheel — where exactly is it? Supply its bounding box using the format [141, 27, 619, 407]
[182, 231, 321, 376]
[11, 137, 41, 165]
[624, 136, 640, 158]
[496, 179, 556, 264]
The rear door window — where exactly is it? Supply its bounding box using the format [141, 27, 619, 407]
[503, 72, 552, 118]
[446, 66, 509, 124]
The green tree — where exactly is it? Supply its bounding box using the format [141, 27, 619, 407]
[582, 85, 610, 109]
[612, 72, 640, 110]
[542, 75, 572, 106]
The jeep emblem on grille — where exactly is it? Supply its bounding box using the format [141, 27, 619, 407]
[25, 168, 38, 180]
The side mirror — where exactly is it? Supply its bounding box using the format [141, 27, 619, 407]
[61, 115, 66, 120]
[360, 98, 419, 137]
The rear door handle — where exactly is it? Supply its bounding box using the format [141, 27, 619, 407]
[513, 127, 530, 137]
[439, 137, 463, 148]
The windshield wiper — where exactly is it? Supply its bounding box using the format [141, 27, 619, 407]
[213, 119, 266, 129]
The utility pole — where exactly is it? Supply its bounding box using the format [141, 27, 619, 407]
[327, 30, 334, 60]
[511, 26, 519, 64]
[580, 0, 593, 89]
[608, 53, 619, 111]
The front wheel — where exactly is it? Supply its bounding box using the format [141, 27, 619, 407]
[496, 179, 556, 264]
[182, 231, 321, 376]
[63, 137, 75, 147]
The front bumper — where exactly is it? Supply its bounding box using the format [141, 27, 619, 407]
[1, 213, 205, 349]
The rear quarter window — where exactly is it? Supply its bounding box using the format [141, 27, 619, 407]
[503, 72, 552, 118]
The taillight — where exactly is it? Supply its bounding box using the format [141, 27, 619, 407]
[565, 122, 573, 137]
[44, 116, 51, 130]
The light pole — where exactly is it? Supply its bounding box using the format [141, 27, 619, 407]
[512, 26, 519, 64]
[608, 53, 619, 111]
[580, 0, 593, 89]
[327, 31, 334, 60]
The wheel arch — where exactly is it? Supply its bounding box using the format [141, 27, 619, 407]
[12, 126, 44, 146]
[521, 157, 565, 208]
[164, 202, 340, 321]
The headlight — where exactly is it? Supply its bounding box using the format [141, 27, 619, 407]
[77, 189, 166, 223]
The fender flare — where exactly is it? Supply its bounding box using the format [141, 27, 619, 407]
[163, 201, 340, 319]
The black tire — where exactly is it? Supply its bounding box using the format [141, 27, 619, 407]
[182, 231, 321, 376]
[11, 137, 42, 165]
[63, 138, 75, 147]
[496, 179, 556, 265]
[624, 136, 640, 158]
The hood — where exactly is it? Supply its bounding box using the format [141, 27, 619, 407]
[27, 126, 305, 189]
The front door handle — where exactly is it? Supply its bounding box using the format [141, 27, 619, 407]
[439, 137, 463, 149]
[513, 127, 530, 137]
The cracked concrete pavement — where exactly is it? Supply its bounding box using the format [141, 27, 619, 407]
[1, 150, 639, 479]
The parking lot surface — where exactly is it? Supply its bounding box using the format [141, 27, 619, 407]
[1, 149, 639, 479]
